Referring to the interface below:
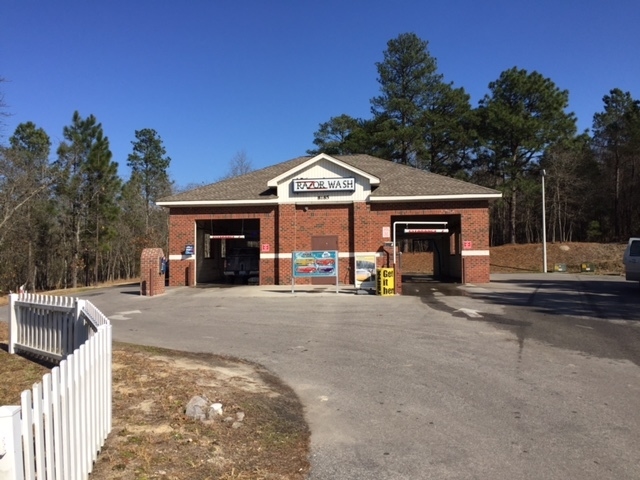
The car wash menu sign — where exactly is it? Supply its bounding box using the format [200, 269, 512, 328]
[292, 251, 338, 277]
[293, 177, 355, 192]
[291, 250, 340, 293]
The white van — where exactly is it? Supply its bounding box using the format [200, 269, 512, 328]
[623, 237, 640, 282]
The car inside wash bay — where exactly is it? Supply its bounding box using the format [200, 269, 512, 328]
[156, 153, 502, 289]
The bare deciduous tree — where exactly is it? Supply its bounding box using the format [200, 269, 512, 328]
[220, 150, 253, 180]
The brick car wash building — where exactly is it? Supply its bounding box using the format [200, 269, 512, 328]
[157, 153, 501, 288]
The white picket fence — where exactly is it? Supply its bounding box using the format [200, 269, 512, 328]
[0, 293, 112, 480]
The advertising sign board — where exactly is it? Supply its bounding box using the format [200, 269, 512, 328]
[355, 254, 376, 289]
[292, 250, 338, 277]
[377, 268, 395, 296]
[291, 250, 340, 293]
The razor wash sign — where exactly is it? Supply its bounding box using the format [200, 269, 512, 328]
[293, 177, 356, 192]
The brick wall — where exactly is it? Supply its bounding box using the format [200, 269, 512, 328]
[278, 204, 352, 285]
[462, 255, 491, 283]
[402, 252, 435, 273]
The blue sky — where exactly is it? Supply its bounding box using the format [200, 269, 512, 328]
[2, 1, 639, 188]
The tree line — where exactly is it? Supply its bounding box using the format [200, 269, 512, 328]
[308, 33, 640, 246]
[0, 106, 172, 293]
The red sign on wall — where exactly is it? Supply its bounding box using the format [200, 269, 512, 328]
[463, 240, 472, 249]
[261, 243, 270, 253]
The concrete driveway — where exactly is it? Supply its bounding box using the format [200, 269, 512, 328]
[38, 275, 640, 478]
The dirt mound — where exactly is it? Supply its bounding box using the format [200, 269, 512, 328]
[398, 242, 626, 276]
[490, 242, 626, 275]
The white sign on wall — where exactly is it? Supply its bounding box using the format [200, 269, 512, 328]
[404, 228, 449, 234]
[293, 177, 356, 193]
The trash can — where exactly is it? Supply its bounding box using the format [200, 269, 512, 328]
[377, 268, 395, 296]
[554, 263, 567, 272]
[580, 262, 595, 273]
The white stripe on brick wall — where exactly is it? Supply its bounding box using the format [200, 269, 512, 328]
[260, 253, 289, 260]
[461, 250, 490, 256]
[260, 251, 383, 260]
[169, 254, 195, 261]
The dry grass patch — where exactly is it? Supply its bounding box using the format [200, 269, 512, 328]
[92, 344, 310, 479]
[0, 322, 53, 405]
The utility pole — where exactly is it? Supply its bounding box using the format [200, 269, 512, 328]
[542, 169, 547, 273]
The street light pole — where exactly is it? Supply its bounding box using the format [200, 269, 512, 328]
[542, 169, 547, 273]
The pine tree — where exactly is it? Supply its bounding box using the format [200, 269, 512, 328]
[371, 33, 442, 166]
[477, 67, 576, 244]
[57, 111, 121, 287]
[127, 128, 172, 239]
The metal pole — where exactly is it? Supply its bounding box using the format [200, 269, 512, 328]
[393, 222, 398, 267]
[542, 170, 547, 273]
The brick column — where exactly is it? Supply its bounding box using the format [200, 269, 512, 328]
[460, 206, 491, 284]
[140, 248, 166, 296]
[277, 204, 296, 285]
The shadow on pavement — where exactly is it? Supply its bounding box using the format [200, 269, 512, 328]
[473, 277, 640, 322]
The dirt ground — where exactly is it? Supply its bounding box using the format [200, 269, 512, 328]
[91, 344, 310, 479]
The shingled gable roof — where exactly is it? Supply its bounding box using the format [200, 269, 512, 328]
[156, 154, 501, 206]
[266, 153, 381, 188]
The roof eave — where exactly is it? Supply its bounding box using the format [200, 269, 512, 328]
[156, 199, 279, 207]
[369, 193, 503, 203]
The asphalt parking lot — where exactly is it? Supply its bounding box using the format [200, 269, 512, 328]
[7, 274, 640, 479]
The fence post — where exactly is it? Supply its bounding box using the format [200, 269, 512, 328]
[0, 405, 24, 480]
[73, 298, 89, 351]
[8, 293, 18, 355]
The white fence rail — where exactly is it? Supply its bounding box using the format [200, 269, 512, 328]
[0, 293, 112, 480]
